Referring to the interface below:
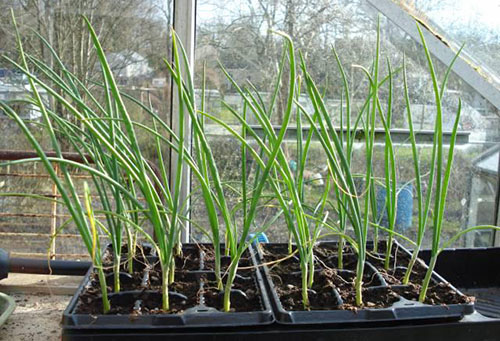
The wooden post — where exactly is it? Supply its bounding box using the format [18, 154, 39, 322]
[50, 163, 58, 259]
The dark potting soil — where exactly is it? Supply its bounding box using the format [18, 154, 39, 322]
[201, 245, 253, 270]
[261, 242, 471, 311]
[203, 274, 263, 312]
[174, 247, 201, 271]
[75, 272, 199, 315]
[74, 245, 265, 315]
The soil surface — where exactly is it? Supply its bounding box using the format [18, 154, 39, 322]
[74, 244, 264, 315]
[261, 241, 472, 311]
[203, 272, 262, 312]
[201, 245, 253, 270]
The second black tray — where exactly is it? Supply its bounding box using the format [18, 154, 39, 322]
[253, 241, 474, 325]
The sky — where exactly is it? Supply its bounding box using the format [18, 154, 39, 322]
[197, 0, 500, 76]
[198, 0, 500, 35]
[416, 0, 500, 76]
[421, 0, 500, 37]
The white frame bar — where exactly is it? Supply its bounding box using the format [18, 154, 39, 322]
[171, 0, 196, 243]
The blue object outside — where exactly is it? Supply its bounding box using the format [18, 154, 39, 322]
[248, 233, 269, 245]
[376, 183, 413, 231]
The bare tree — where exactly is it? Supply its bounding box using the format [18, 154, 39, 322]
[0, 0, 173, 149]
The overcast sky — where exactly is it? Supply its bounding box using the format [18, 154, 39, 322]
[417, 0, 500, 37]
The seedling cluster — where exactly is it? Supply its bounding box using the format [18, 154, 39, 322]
[1, 13, 498, 314]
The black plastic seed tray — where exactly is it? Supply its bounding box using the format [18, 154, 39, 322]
[253, 241, 474, 325]
[61, 314, 500, 341]
[62, 244, 274, 331]
[419, 246, 500, 319]
[62, 244, 500, 341]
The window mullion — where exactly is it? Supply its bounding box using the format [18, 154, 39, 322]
[171, 0, 196, 243]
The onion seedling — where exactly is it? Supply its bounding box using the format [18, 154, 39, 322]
[399, 18, 468, 285]
[216, 31, 313, 310]
[0, 11, 119, 313]
[330, 46, 356, 269]
[404, 24, 500, 300]
[298, 59, 367, 307]
[413, 23, 462, 301]
[83, 182, 110, 313]
[379, 60, 397, 270]
[354, 59, 398, 271]
[201, 31, 331, 309]
[295, 19, 392, 306]
[329, 45, 403, 268]
[164, 30, 280, 311]
[2, 14, 191, 312]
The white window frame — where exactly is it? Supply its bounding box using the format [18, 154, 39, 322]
[171, 0, 196, 243]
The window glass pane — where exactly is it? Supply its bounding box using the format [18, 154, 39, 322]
[396, 0, 500, 89]
[0, 0, 172, 257]
[195, 0, 500, 247]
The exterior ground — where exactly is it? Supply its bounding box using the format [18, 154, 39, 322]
[0, 274, 82, 341]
